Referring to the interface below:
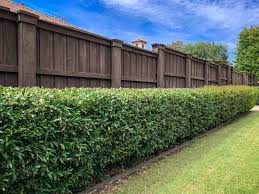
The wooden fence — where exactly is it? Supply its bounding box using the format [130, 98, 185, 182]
[0, 7, 257, 88]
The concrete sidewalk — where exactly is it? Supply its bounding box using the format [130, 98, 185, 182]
[252, 106, 259, 111]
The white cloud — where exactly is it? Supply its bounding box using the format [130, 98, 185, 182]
[101, 0, 259, 33]
[101, 0, 181, 30]
[100, 0, 259, 56]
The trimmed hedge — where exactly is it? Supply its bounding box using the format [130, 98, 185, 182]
[0, 86, 257, 193]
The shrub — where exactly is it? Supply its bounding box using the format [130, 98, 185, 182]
[0, 86, 257, 193]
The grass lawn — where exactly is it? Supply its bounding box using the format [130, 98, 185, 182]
[107, 110, 259, 194]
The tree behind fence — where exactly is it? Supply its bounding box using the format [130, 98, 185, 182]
[0, 7, 257, 88]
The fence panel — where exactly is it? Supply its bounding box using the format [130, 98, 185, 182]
[36, 21, 112, 88]
[164, 48, 186, 88]
[208, 64, 218, 85]
[220, 64, 228, 85]
[0, 15, 18, 87]
[232, 72, 243, 85]
[191, 58, 205, 87]
[121, 44, 157, 88]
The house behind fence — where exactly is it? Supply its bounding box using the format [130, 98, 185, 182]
[0, 2, 257, 88]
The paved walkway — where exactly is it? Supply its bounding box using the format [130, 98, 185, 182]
[252, 106, 259, 111]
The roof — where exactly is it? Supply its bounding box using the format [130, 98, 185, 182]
[0, 0, 77, 29]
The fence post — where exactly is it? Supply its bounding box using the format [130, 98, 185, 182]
[227, 66, 232, 85]
[152, 44, 165, 88]
[17, 10, 38, 86]
[185, 55, 192, 88]
[111, 39, 123, 88]
[204, 61, 209, 85]
[217, 63, 221, 86]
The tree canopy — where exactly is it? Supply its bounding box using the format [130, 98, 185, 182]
[168, 41, 228, 62]
[234, 26, 259, 78]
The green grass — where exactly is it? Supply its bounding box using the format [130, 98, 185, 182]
[112, 110, 259, 194]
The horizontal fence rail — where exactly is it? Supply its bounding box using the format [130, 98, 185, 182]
[0, 7, 257, 88]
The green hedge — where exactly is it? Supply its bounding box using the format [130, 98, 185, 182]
[0, 86, 257, 193]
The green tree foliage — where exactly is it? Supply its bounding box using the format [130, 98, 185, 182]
[168, 41, 228, 62]
[234, 26, 259, 78]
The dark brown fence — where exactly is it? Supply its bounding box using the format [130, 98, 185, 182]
[0, 7, 257, 88]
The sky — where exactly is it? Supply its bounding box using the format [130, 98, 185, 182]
[13, 0, 259, 61]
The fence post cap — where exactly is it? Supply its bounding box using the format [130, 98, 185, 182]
[17, 10, 39, 25]
[17, 10, 39, 18]
[152, 43, 166, 52]
[111, 39, 123, 48]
